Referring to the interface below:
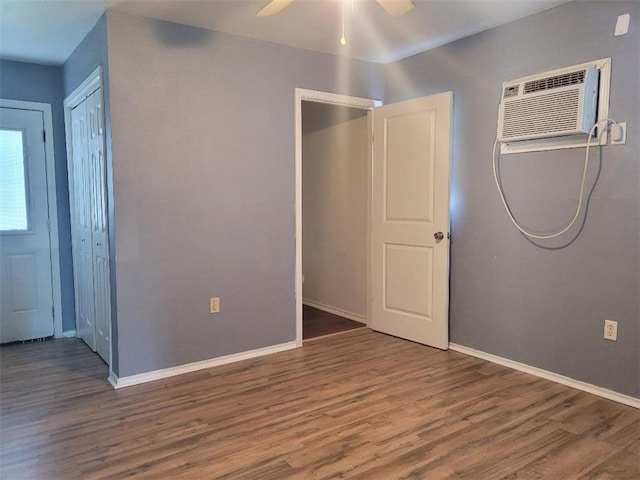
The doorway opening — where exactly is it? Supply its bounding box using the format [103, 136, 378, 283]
[295, 89, 380, 344]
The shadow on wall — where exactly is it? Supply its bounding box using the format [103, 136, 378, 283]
[151, 21, 213, 47]
[302, 102, 369, 134]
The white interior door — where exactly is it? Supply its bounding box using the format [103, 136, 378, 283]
[0, 107, 54, 342]
[370, 92, 452, 349]
[87, 89, 110, 363]
[68, 86, 110, 364]
[70, 98, 96, 351]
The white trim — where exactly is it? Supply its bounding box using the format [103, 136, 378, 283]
[62, 329, 77, 338]
[63, 66, 102, 109]
[450, 343, 640, 409]
[109, 341, 298, 389]
[303, 299, 366, 324]
[0, 99, 63, 339]
[500, 58, 612, 154]
[294, 88, 381, 347]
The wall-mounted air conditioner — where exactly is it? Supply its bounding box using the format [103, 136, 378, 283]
[497, 66, 599, 143]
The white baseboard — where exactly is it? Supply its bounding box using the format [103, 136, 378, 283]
[109, 341, 298, 389]
[303, 299, 366, 324]
[62, 329, 77, 338]
[449, 343, 640, 409]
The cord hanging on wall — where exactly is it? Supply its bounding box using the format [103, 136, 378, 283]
[493, 118, 620, 240]
[492, 58, 626, 240]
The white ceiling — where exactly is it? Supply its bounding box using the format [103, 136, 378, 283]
[0, 0, 571, 66]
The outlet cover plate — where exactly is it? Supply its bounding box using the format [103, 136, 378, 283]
[210, 297, 220, 314]
[603, 319, 618, 341]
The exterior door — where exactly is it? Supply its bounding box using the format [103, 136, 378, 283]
[370, 92, 452, 349]
[0, 107, 54, 342]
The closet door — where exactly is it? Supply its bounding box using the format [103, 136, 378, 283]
[69, 87, 110, 365]
[87, 89, 110, 363]
[70, 99, 96, 351]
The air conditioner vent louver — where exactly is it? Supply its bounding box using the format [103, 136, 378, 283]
[523, 70, 586, 94]
[502, 90, 581, 139]
[497, 66, 599, 142]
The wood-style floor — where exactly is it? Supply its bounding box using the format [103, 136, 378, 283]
[1, 330, 638, 479]
[303, 305, 365, 339]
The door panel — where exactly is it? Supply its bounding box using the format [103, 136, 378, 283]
[384, 244, 433, 317]
[7, 254, 38, 311]
[68, 87, 110, 364]
[70, 99, 95, 350]
[371, 93, 452, 349]
[93, 255, 110, 362]
[88, 89, 110, 363]
[0, 107, 54, 342]
[385, 110, 435, 222]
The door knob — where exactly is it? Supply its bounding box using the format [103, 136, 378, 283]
[434, 232, 445, 241]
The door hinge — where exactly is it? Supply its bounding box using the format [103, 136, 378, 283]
[52, 306, 55, 317]
[43, 130, 46, 142]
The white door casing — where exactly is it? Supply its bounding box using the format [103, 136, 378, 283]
[370, 92, 452, 349]
[294, 89, 380, 346]
[294, 89, 452, 349]
[0, 107, 54, 342]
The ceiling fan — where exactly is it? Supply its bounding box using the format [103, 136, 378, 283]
[257, 0, 416, 18]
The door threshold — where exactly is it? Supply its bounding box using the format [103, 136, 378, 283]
[303, 326, 368, 344]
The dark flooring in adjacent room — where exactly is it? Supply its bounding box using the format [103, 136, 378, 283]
[303, 304, 365, 339]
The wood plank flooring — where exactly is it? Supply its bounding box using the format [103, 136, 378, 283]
[303, 305, 365, 339]
[0, 329, 638, 479]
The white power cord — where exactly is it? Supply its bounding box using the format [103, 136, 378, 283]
[493, 118, 619, 239]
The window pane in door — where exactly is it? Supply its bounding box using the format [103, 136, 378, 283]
[0, 129, 29, 231]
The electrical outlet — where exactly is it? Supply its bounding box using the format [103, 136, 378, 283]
[603, 319, 617, 341]
[210, 297, 220, 314]
[610, 122, 627, 145]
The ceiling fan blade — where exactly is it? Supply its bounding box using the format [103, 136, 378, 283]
[256, 0, 295, 17]
[376, 0, 415, 17]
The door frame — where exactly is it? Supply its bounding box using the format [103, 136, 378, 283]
[63, 66, 112, 368]
[294, 88, 381, 346]
[0, 98, 63, 338]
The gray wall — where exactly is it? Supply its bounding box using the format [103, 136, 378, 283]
[302, 102, 369, 319]
[385, 0, 639, 397]
[0, 60, 75, 332]
[106, 11, 383, 377]
[62, 14, 118, 373]
[63, 14, 109, 98]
